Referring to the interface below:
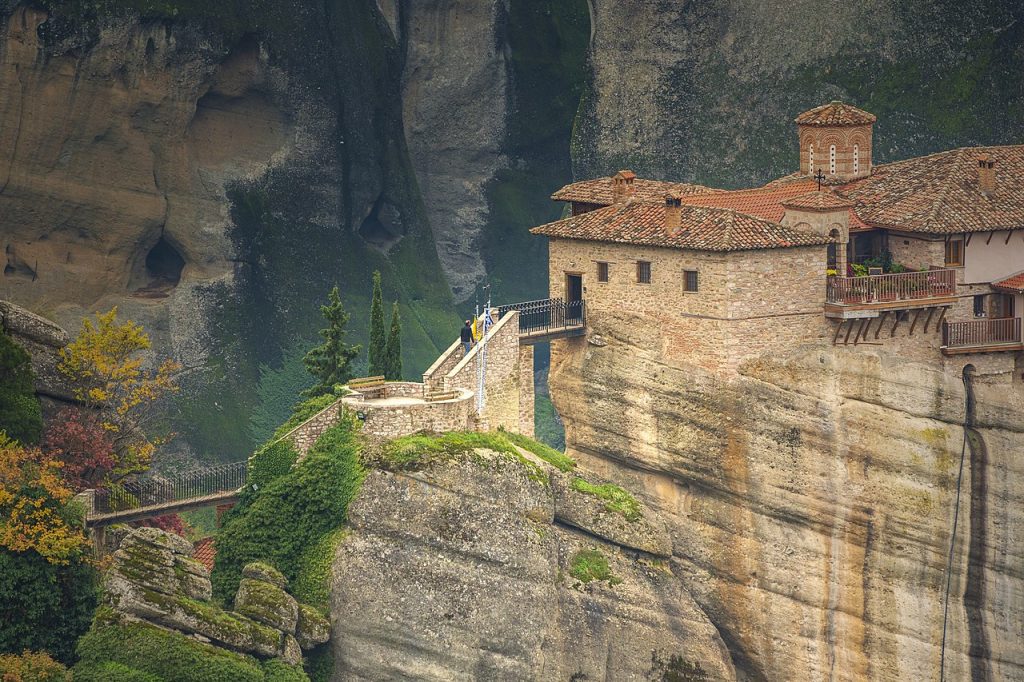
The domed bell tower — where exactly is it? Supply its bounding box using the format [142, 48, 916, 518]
[796, 101, 876, 182]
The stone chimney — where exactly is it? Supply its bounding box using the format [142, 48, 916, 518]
[664, 194, 682, 234]
[978, 153, 996, 196]
[612, 170, 636, 203]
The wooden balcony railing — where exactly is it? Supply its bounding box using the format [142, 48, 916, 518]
[943, 317, 1022, 349]
[826, 269, 957, 306]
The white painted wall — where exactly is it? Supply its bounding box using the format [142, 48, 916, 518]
[964, 230, 1024, 284]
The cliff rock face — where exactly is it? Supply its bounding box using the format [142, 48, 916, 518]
[0, 1, 457, 459]
[549, 314, 1024, 680]
[399, 0, 510, 301]
[574, 0, 1024, 186]
[330, 448, 735, 680]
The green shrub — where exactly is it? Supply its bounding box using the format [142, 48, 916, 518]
[569, 549, 621, 585]
[368, 431, 546, 483]
[74, 620, 264, 682]
[0, 329, 43, 445]
[292, 528, 347, 613]
[501, 429, 575, 472]
[304, 649, 334, 682]
[570, 478, 641, 522]
[72, 661, 161, 682]
[248, 439, 300, 490]
[212, 415, 364, 602]
[0, 550, 98, 665]
[0, 650, 70, 681]
[263, 659, 310, 682]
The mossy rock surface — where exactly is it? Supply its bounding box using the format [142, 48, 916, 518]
[296, 603, 330, 649]
[242, 562, 289, 589]
[234, 578, 299, 635]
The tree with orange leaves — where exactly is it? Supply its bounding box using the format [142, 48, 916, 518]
[57, 308, 180, 484]
[0, 435, 88, 564]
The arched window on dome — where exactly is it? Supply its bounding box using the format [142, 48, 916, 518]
[853, 144, 860, 175]
[829, 145, 837, 175]
[808, 144, 814, 174]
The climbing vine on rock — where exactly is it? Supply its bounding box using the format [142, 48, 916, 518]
[0, 327, 43, 446]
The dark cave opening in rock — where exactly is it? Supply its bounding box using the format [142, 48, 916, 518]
[133, 236, 184, 298]
[358, 197, 405, 250]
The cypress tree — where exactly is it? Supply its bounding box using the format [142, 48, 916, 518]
[384, 302, 402, 381]
[368, 271, 386, 377]
[302, 286, 361, 397]
[0, 328, 42, 445]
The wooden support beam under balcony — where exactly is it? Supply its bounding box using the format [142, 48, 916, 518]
[824, 269, 958, 319]
[941, 317, 1024, 355]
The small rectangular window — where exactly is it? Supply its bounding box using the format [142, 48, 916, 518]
[945, 236, 964, 267]
[973, 294, 986, 318]
[596, 261, 609, 283]
[636, 260, 652, 284]
[683, 270, 699, 292]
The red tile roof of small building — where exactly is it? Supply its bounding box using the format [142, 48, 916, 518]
[993, 271, 1024, 294]
[839, 145, 1024, 234]
[679, 179, 871, 229]
[795, 101, 877, 126]
[780, 190, 856, 211]
[529, 200, 831, 252]
[551, 176, 722, 204]
[192, 536, 216, 572]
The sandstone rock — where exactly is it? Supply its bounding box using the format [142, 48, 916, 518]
[178, 568, 213, 602]
[549, 317, 1024, 679]
[330, 453, 735, 679]
[125, 526, 194, 557]
[296, 604, 330, 650]
[234, 579, 299, 635]
[241, 562, 289, 590]
[551, 473, 673, 558]
[280, 635, 302, 667]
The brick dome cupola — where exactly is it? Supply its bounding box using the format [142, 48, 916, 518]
[796, 101, 876, 181]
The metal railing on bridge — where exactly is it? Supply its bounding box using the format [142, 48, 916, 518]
[93, 461, 248, 514]
[497, 298, 586, 337]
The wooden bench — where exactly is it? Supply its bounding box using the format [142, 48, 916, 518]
[349, 376, 386, 398]
[424, 390, 458, 403]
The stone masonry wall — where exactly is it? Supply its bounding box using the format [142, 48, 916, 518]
[548, 238, 829, 377]
[281, 401, 344, 457]
[518, 345, 535, 437]
[888, 234, 947, 271]
[344, 389, 475, 439]
[423, 339, 464, 393]
[443, 311, 529, 432]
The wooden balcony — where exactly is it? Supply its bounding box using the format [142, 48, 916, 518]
[825, 269, 958, 319]
[941, 317, 1024, 355]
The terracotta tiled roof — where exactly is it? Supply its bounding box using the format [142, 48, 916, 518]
[551, 176, 722, 205]
[839, 145, 1024, 234]
[993, 271, 1024, 294]
[781, 190, 856, 211]
[529, 200, 831, 252]
[795, 101, 877, 126]
[192, 536, 216, 572]
[679, 179, 871, 229]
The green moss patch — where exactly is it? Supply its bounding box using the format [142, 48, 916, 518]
[501, 429, 575, 472]
[368, 431, 547, 484]
[74, 620, 265, 682]
[570, 478, 642, 522]
[569, 549, 621, 586]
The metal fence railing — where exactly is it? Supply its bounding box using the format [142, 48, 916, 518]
[498, 298, 586, 336]
[943, 317, 1022, 349]
[93, 461, 247, 514]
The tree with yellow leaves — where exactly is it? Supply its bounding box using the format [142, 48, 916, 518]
[57, 308, 179, 484]
[0, 435, 89, 564]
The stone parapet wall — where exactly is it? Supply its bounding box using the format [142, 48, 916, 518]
[442, 311, 531, 433]
[343, 387, 475, 439]
[422, 339, 463, 393]
[279, 400, 344, 457]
